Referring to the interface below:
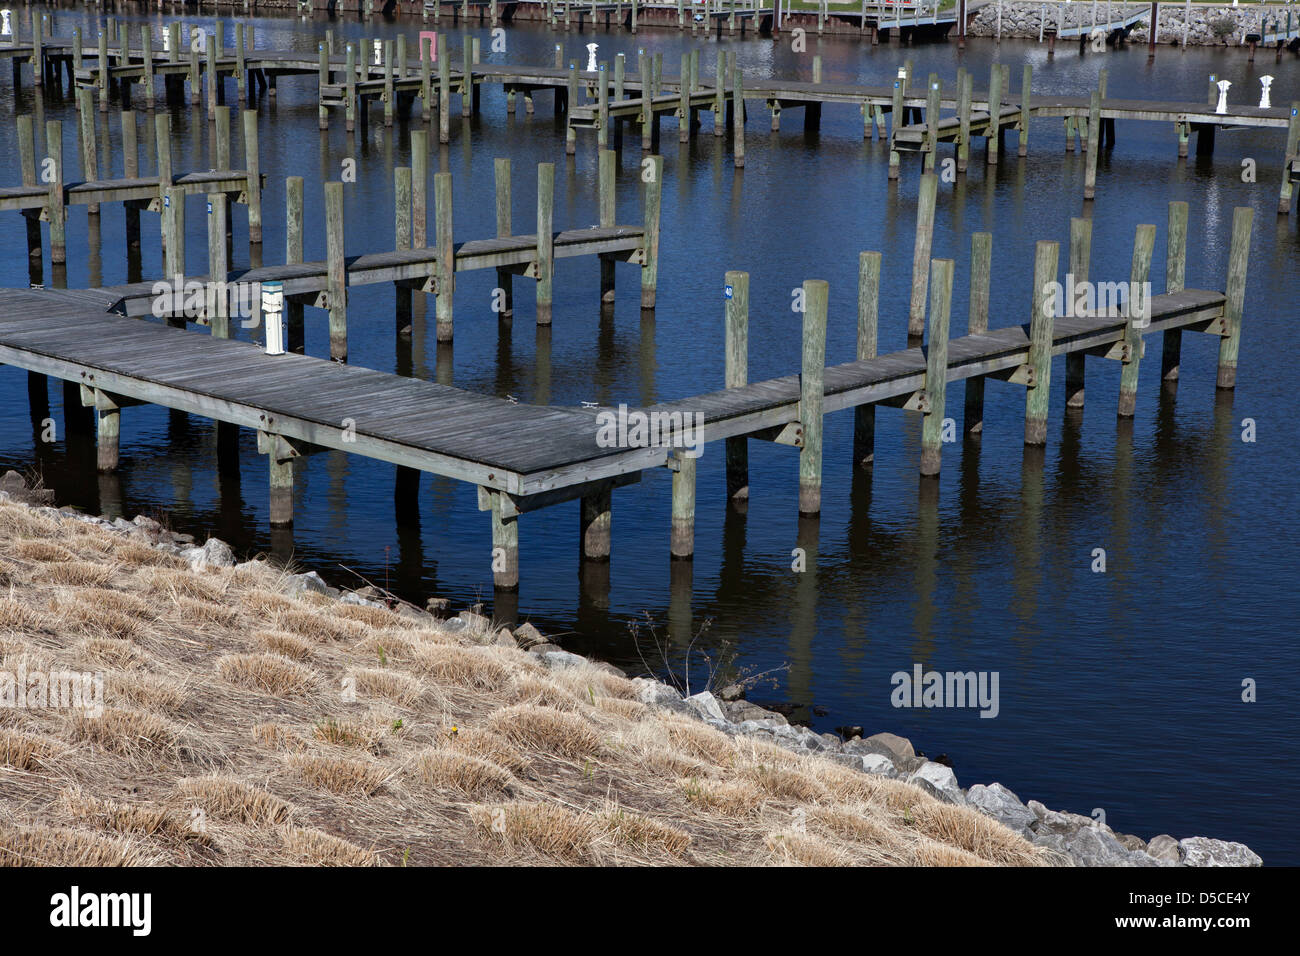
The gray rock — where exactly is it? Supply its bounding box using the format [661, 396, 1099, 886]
[684, 691, 726, 723]
[526, 642, 562, 655]
[1116, 833, 1147, 853]
[183, 537, 236, 571]
[457, 610, 493, 633]
[630, 677, 691, 715]
[861, 753, 897, 777]
[394, 604, 435, 625]
[824, 752, 867, 771]
[1065, 826, 1160, 867]
[1179, 837, 1262, 867]
[511, 622, 548, 649]
[287, 571, 331, 596]
[717, 683, 745, 701]
[538, 650, 589, 670]
[724, 700, 787, 724]
[588, 660, 626, 678]
[966, 783, 1036, 838]
[491, 628, 517, 648]
[736, 718, 786, 734]
[340, 591, 384, 608]
[906, 761, 963, 804]
[439, 617, 469, 634]
[1145, 834, 1183, 864]
[867, 732, 915, 761]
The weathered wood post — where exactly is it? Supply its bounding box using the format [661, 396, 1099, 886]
[986, 63, 1003, 165]
[537, 162, 555, 324]
[1279, 103, 1300, 214]
[461, 41, 472, 118]
[495, 157, 513, 319]
[46, 121, 66, 265]
[163, 184, 185, 283]
[383, 39, 395, 127]
[98, 27, 110, 112]
[640, 52, 653, 151]
[889, 65, 906, 179]
[957, 69, 972, 173]
[420, 40, 432, 121]
[923, 74, 940, 172]
[908, 171, 938, 338]
[725, 269, 750, 498]
[242, 110, 261, 245]
[142, 27, 155, 110]
[678, 53, 691, 143]
[1018, 63, 1031, 156]
[285, 176, 305, 353]
[319, 43, 331, 129]
[1117, 223, 1156, 417]
[732, 67, 745, 167]
[598, 62, 610, 149]
[1161, 201, 1188, 386]
[491, 494, 519, 589]
[579, 481, 613, 566]
[214, 106, 232, 173]
[670, 451, 696, 559]
[75, 88, 101, 218]
[189, 30, 201, 107]
[122, 112, 141, 250]
[1083, 90, 1101, 199]
[207, 193, 231, 336]
[266, 437, 296, 528]
[599, 149, 616, 304]
[1216, 206, 1253, 389]
[1064, 216, 1091, 409]
[96, 392, 120, 473]
[714, 53, 726, 137]
[640, 154, 662, 309]
[854, 251, 881, 468]
[799, 279, 829, 514]
[1025, 240, 1058, 445]
[395, 165, 413, 336]
[919, 258, 954, 477]
[566, 60, 578, 155]
[347, 42, 358, 132]
[434, 170, 454, 342]
[325, 181, 348, 361]
[412, 130, 428, 249]
[206, 33, 218, 119]
[235, 23, 246, 102]
[18, 116, 41, 263]
[963, 231, 992, 434]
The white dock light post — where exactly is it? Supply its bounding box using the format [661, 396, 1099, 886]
[373, 38, 382, 67]
[1, 11, 12, 44]
[1216, 78, 1232, 114]
[1260, 75, 1273, 108]
[586, 43, 599, 72]
[262, 280, 286, 355]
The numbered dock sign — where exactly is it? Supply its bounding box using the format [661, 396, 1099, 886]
[207, 200, 213, 215]
[724, 284, 734, 299]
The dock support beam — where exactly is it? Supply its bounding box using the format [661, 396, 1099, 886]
[536, 162, 554, 325]
[258, 433, 300, 528]
[96, 400, 120, 474]
[733, 67, 746, 168]
[987, 64, 1003, 165]
[435, 171, 454, 342]
[495, 158, 514, 320]
[964, 232, 992, 434]
[670, 451, 696, 559]
[243, 110, 262, 245]
[286, 177, 305, 353]
[580, 486, 612, 562]
[1216, 207, 1253, 390]
[854, 251, 881, 467]
[1019, 64, 1032, 157]
[641, 155, 662, 310]
[919, 259, 954, 477]
[908, 172, 938, 338]
[798, 279, 828, 515]
[1065, 217, 1092, 409]
[1084, 91, 1101, 200]
[1117, 224, 1157, 417]
[1161, 201, 1188, 388]
[725, 269, 749, 499]
[599, 150, 616, 304]
[1025, 241, 1059, 445]
[326, 181, 348, 361]
[491, 494, 520, 591]
[45, 120, 66, 265]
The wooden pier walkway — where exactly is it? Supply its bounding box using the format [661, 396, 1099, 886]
[0, 187, 1254, 590]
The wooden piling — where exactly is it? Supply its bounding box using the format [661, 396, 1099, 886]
[269, 454, 294, 527]
[963, 231, 992, 434]
[384, 40, 395, 127]
[537, 162, 555, 325]
[435, 171, 454, 342]
[236, 23, 246, 102]
[18, 116, 40, 262]
[1117, 224, 1156, 417]
[1161, 201, 1188, 385]
[580, 486, 613, 562]
[142, 27, 155, 110]
[714, 54, 725, 137]
[987, 64, 1003, 165]
[76, 88, 99, 216]
[207, 193, 230, 337]
[325, 181, 347, 361]
[395, 165, 413, 337]
[347, 42, 358, 133]
[957, 69, 972, 173]
[889, 66, 906, 179]
[462, 42, 472, 119]
[640, 53, 653, 151]
[732, 67, 745, 168]
[123, 112, 140, 250]
[679, 53, 690, 143]
[412, 130, 428, 248]
[495, 157, 513, 320]
[491, 494, 519, 589]
[1019, 63, 1031, 157]
[98, 28, 109, 112]
[640, 155, 662, 309]
[1065, 217, 1091, 409]
[670, 451, 696, 559]
[96, 400, 120, 473]
[854, 251, 881, 468]
[919, 258, 954, 477]
[1216, 207, 1253, 389]
[566, 62, 578, 155]
[908, 172, 938, 338]
[243, 110, 261, 245]
[1279, 103, 1300, 214]
[923, 75, 940, 173]
[798, 279, 829, 515]
[725, 269, 750, 498]
[599, 150, 616, 303]
[1025, 240, 1059, 445]
[46, 121, 65, 265]
[206, 34, 217, 119]
[285, 176, 305, 353]
[1084, 90, 1101, 199]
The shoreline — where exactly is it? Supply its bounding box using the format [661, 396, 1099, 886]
[0, 472, 1262, 866]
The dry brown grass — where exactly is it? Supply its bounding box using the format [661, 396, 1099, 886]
[0, 499, 1050, 868]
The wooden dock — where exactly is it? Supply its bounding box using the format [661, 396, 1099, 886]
[0, 179, 1255, 590]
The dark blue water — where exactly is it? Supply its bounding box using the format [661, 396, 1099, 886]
[2, 8, 1296, 862]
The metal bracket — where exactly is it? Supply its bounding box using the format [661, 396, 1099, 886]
[751, 421, 804, 448]
[257, 430, 301, 463]
[988, 364, 1036, 387]
[880, 389, 931, 413]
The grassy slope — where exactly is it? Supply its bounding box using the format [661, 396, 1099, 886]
[0, 500, 1045, 867]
